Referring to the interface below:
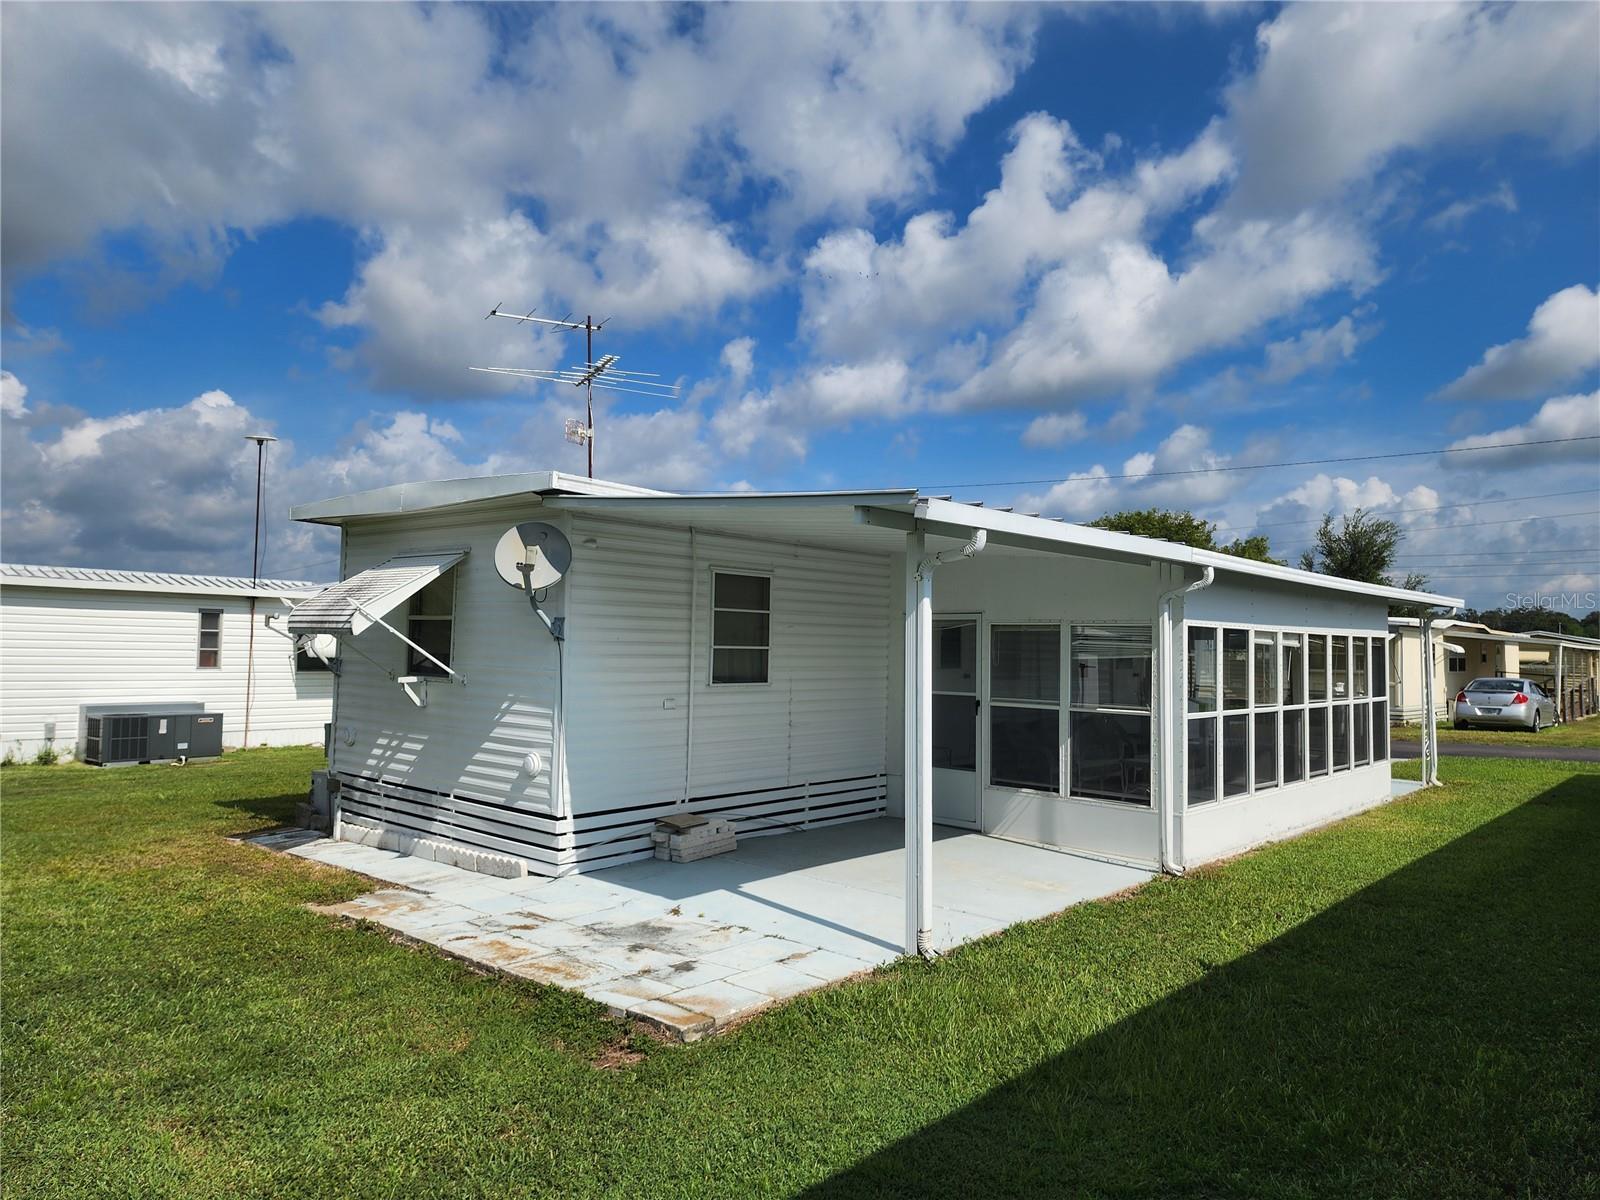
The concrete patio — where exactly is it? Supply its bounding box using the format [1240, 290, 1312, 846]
[252, 817, 1154, 1040]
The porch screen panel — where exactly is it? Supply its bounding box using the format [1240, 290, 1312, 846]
[1069, 625, 1153, 805]
[1186, 626, 1219, 806]
[989, 626, 1060, 791]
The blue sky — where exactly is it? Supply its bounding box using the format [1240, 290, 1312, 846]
[2, 2, 1597, 611]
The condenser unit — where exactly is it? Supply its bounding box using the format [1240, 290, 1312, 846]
[82, 708, 224, 766]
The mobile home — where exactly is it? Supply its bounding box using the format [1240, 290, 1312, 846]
[0, 562, 335, 762]
[288, 473, 1460, 956]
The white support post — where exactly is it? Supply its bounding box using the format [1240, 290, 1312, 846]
[914, 557, 935, 957]
[1420, 615, 1439, 786]
[1555, 644, 1564, 724]
[902, 534, 924, 957]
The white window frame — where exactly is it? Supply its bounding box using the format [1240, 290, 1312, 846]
[708, 567, 773, 688]
[1183, 622, 1391, 810]
[1066, 622, 1156, 808]
[405, 569, 457, 679]
[197, 608, 222, 669]
[986, 621, 1063, 796]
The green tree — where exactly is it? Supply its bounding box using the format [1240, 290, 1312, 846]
[1086, 508, 1286, 564]
[1297, 508, 1406, 585]
[1086, 508, 1217, 549]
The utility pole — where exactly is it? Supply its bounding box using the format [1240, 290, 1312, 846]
[471, 305, 679, 479]
[243, 433, 277, 750]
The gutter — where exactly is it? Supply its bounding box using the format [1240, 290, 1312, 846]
[1156, 566, 1214, 874]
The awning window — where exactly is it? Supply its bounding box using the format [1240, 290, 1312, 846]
[287, 551, 467, 637]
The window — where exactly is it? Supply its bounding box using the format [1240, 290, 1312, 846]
[1308, 706, 1328, 776]
[710, 572, 770, 685]
[197, 609, 222, 669]
[990, 626, 1059, 791]
[1223, 713, 1249, 797]
[1283, 708, 1306, 784]
[1332, 636, 1350, 699]
[1447, 652, 1466, 673]
[1308, 634, 1328, 702]
[1354, 702, 1370, 765]
[1223, 628, 1249, 709]
[295, 645, 333, 673]
[1353, 637, 1369, 699]
[1371, 636, 1388, 699]
[1187, 625, 1218, 713]
[1185, 626, 1220, 807]
[1070, 625, 1153, 804]
[1372, 701, 1388, 760]
[406, 573, 455, 678]
[1253, 632, 1278, 708]
[932, 619, 977, 772]
[1332, 703, 1350, 769]
[1281, 635, 1305, 706]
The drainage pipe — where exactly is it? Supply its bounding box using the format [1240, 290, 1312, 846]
[906, 528, 988, 958]
[1156, 565, 1214, 875]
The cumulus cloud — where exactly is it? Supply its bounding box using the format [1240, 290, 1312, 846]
[1259, 308, 1375, 384]
[0, 372, 721, 576]
[0, 371, 28, 417]
[1436, 285, 1600, 402]
[1021, 412, 1088, 449]
[710, 359, 913, 461]
[1014, 423, 1247, 519]
[1225, 3, 1600, 213]
[1441, 393, 1600, 469]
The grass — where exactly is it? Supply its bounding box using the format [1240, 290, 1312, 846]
[3, 748, 1597, 1199]
[1394, 712, 1600, 748]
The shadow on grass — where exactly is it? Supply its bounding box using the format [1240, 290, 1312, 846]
[804, 775, 1600, 1199]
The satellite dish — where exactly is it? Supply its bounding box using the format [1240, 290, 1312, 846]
[494, 522, 573, 591]
[300, 633, 339, 664]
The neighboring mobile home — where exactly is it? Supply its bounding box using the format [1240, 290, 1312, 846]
[1389, 617, 1600, 724]
[0, 563, 335, 762]
[289, 472, 1461, 956]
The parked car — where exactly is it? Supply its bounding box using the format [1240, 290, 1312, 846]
[1453, 677, 1558, 731]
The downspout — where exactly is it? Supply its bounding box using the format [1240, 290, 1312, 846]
[1156, 565, 1214, 875]
[907, 527, 987, 958]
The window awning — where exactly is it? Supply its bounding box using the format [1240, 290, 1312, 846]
[287, 550, 466, 637]
[1442, 641, 1466, 654]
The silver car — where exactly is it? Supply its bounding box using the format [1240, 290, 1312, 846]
[1453, 677, 1558, 731]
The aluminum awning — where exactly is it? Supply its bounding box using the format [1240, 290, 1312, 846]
[286, 550, 467, 637]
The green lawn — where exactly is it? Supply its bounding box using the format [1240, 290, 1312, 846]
[1394, 712, 1600, 748]
[3, 749, 1597, 1199]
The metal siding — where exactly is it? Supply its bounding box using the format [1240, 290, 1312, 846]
[329, 504, 561, 834]
[0, 585, 332, 759]
[561, 515, 891, 856]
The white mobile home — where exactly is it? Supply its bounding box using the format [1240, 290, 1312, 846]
[1389, 617, 1600, 724]
[0, 563, 335, 762]
[289, 472, 1460, 957]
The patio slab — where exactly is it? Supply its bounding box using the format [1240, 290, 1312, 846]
[259, 817, 1155, 1040]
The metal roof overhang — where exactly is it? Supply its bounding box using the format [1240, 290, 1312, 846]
[546, 493, 1464, 608]
[286, 550, 467, 636]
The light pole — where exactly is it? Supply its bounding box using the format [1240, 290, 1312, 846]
[243, 434, 277, 749]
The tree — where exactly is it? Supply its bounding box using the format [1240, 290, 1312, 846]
[1086, 508, 1285, 564]
[1297, 508, 1405, 585]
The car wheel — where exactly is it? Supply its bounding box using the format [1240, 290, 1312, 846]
[1453, 721, 1469, 731]
[1531, 710, 1543, 732]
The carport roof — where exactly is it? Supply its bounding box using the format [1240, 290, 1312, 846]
[291, 473, 1464, 609]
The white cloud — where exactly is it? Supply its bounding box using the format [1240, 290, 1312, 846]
[1017, 466, 1116, 522]
[720, 338, 756, 388]
[1014, 423, 1246, 520]
[1225, 3, 1600, 213]
[710, 358, 913, 461]
[1021, 412, 1088, 449]
[1423, 182, 1518, 233]
[1441, 393, 1600, 469]
[1437, 285, 1600, 402]
[1259, 309, 1374, 384]
[0, 371, 723, 576]
[0, 371, 29, 417]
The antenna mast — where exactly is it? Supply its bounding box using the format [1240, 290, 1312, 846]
[472, 305, 679, 478]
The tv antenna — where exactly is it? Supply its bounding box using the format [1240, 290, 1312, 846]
[471, 304, 680, 478]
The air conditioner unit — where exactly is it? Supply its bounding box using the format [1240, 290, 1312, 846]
[82, 708, 224, 766]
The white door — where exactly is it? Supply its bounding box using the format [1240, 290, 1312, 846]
[932, 616, 980, 828]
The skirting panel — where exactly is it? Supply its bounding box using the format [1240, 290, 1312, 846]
[333, 770, 889, 878]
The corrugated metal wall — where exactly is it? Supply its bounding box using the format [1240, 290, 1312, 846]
[329, 503, 566, 869]
[329, 507, 895, 877]
[0, 585, 332, 759]
[559, 514, 893, 871]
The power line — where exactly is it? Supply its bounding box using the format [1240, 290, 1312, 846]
[919, 434, 1599, 491]
[1212, 487, 1600, 535]
[1280, 507, 1599, 542]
